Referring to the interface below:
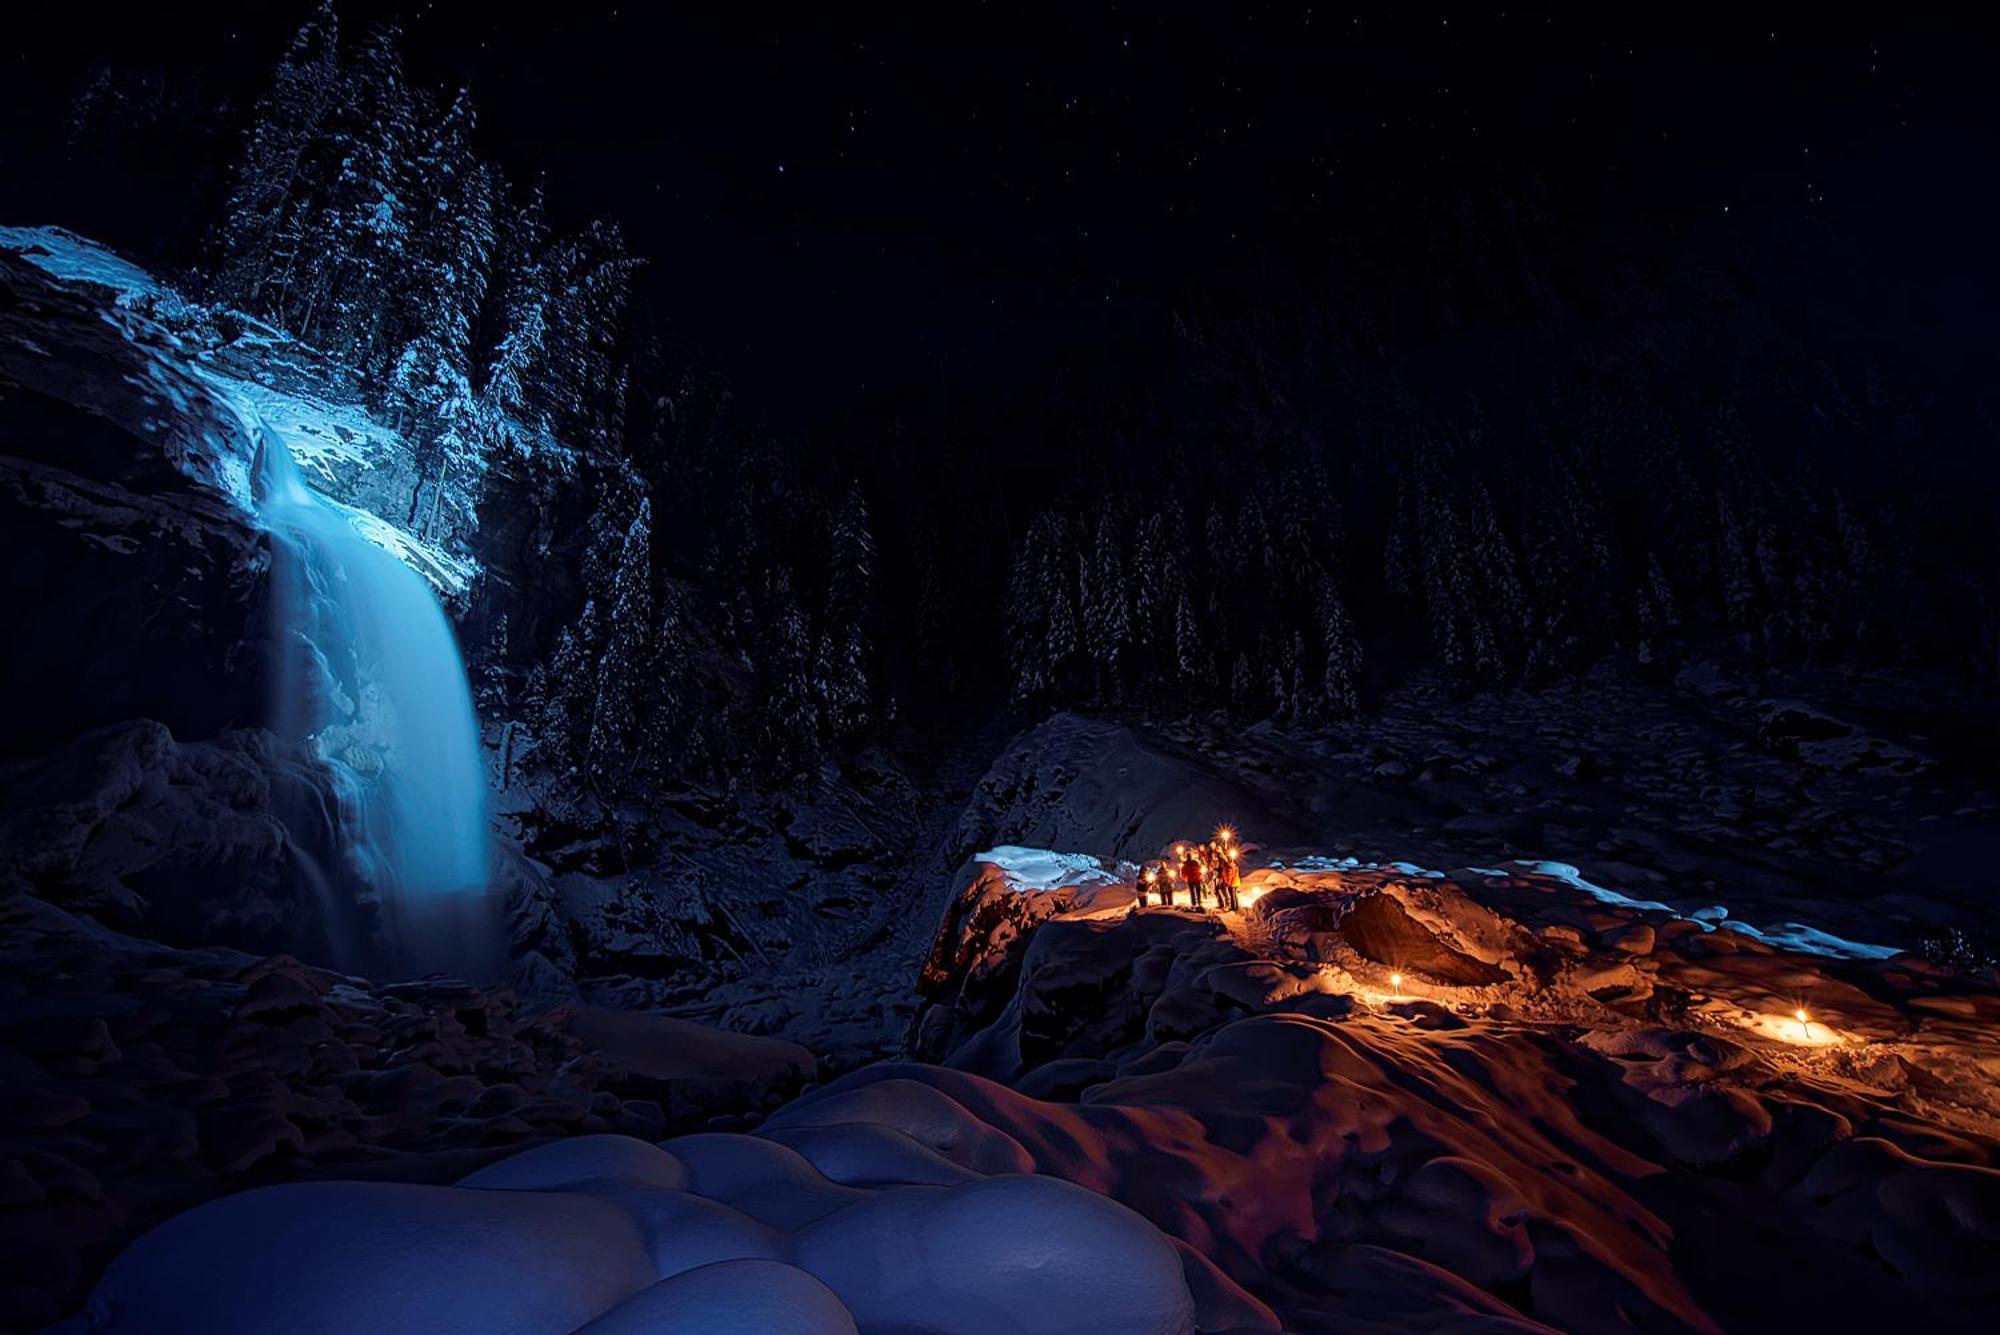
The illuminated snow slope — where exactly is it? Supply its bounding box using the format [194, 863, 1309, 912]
[990, 838, 1900, 964]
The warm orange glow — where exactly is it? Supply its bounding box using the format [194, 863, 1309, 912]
[1744, 1009, 1842, 1047]
[1215, 825, 1236, 843]
[1388, 971, 1404, 990]
[1144, 869, 1157, 882]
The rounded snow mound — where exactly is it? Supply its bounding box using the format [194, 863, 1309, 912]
[78, 1121, 1202, 1335]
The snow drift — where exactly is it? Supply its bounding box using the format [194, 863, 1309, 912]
[72, 1130, 1206, 1335]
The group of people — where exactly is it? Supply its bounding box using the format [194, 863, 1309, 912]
[1134, 827, 1243, 912]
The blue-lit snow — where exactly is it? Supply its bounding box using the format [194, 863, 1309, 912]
[1, 224, 476, 595]
[83, 1130, 1198, 1334]
[1273, 855, 1448, 878]
[985, 846, 1897, 960]
[1471, 860, 1899, 961]
[0, 223, 168, 304]
[974, 846, 1124, 893]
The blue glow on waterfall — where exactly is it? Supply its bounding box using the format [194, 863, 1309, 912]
[253, 428, 491, 975]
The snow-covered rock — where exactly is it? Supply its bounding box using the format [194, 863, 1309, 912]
[901, 850, 2000, 1333]
[76, 1127, 1202, 1335]
[0, 227, 474, 593]
[0, 892, 817, 1329]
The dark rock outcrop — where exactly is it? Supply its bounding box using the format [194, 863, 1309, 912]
[0, 888, 815, 1330]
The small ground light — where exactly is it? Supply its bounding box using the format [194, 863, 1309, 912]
[1389, 972, 1404, 990]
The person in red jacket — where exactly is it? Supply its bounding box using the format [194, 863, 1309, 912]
[1218, 846, 1242, 911]
[1181, 848, 1205, 909]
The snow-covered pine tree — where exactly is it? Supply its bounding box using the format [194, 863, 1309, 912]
[1463, 478, 1529, 664]
[1229, 650, 1259, 718]
[1522, 501, 1580, 681]
[589, 498, 653, 778]
[1276, 454, 1335, 590]
[539, 220, 642, 451]
[579, 473, 640, 606]
[1629, 388, 1712, 610]
[1714, 487, 1763, 639]
[1832, 493, 1882, 653]
[1273, 631, 1304, 722]
[476, 611, 511, 716]
[1240, 496, 1279, 597]
[638, 582, 690, 778]
[1410, 457, 1495, 687]
[482, 179, 553, 449]
[393, 87, 495, 546]
[820, 483, 874, 737]
[1042, 519, 1081, 690]
[827, 484, 875, 619]
[910, 508, 955, 699]
[521, 660, 551, 732]
[1080, 509, 1131, 701]
[536, 598, 600, 775]
[1551, 440, 1616, 653]
[766, 573, 821, 774]
[1634, 551, 1679, 666]
[1381, 479, 1417, 603]
[1005, 511, 1079, 703]
[1204, 503, 1237, 594]
[1003, 539, 1047, 702]
[211, 0, 342, 312]
[313, 22, 418, 370]
[1129, 510, 1164, 662]
[1317, 577, 1362, 719]
[1173, 592, 1205, 690]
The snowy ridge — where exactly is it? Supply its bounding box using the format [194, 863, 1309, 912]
[973, 845, 1126, 893]
[1, 224, 476, 595]
[0, 224, 168, 304]
[1470, 858, 1900, 961]
[976, 840, 1898, 962]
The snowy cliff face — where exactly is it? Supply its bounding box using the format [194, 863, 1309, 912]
[0, 226, 477, 597]
[0, 241, 272, 751]
[0, 228, 494, 971]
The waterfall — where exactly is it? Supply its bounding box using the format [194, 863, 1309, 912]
[251, 427, 494, 979]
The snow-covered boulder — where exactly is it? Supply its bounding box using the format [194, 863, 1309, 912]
[75, 1126, 1203, 1335]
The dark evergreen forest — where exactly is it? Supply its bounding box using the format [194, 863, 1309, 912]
[39, 3, 2000, 801]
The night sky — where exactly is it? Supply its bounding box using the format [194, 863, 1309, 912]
[6, 5, 1996, 422]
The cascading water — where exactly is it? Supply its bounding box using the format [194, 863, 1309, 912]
[251, 426, 494, 979]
